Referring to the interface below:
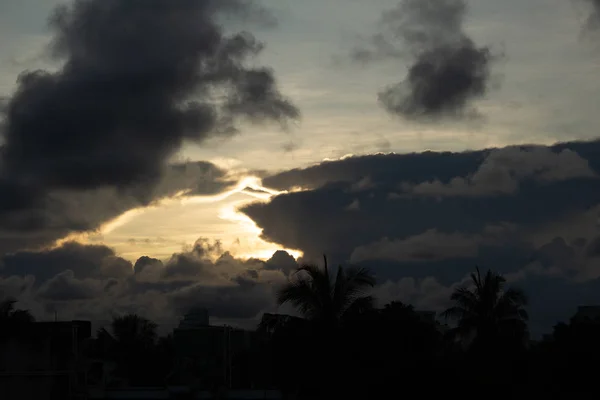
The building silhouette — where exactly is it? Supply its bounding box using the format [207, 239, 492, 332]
[572, 306, 600, 323]
[170, 308, 259, 389]
[0, 320, 91, 400]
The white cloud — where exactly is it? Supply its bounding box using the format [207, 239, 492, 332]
[405, 146, 596, 198]
[351, 223, 518, 263]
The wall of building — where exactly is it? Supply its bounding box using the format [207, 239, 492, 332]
[172, 326, 260, 389]
[0, 321, 91, 400]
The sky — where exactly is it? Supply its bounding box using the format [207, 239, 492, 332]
[0, 0, 600, 336]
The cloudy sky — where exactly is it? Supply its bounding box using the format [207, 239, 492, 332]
[1, 0, 599, 336]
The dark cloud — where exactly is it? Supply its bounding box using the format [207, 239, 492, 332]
[373, 252, 600, 338]
[405, 146, 596, 197]
[133, 256, 163, 275]
[162, 240, 227, 282]
[1, 0, 296, 191]
[0, 161, 237, 254]
[263, 139, 600, 191]
[0, 0, 297, 254]
[0, 239, 298, 327]
[350, 226, 517, 264]
[582, 0, 600, 36]
[585, 235, 600, 257]
[241, 139, 600, 335]
[355, 0, 495, 120]
[0, 241, 132, 283]
[370, 233, 600, 338]
[37, 270, 104, 301]
[264, 250, 299, 274]
[168, 279, 276, 320]
[262, 150, 485, 192]
[249, 141, 600, 261]
[349, 33, 405, 65]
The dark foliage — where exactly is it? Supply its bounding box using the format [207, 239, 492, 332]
[0, 298, 35, 343]
[6, 266, 600, 396]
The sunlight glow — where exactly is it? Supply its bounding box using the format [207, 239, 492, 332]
[51, 173, 304, 262]
[322, 153, 355, 162]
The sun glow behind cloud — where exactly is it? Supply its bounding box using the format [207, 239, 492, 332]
[52, 174, 303, 262]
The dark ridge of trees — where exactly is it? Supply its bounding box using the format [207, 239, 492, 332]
[5, 261, 600, 396]
[0, 297, 35, 343]
[0, 298, 35, 323]
[80, 313, 174, 387]
[529, 313, 600, 390]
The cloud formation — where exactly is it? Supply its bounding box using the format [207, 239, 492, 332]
[355, 0, 495, 120]
[405, 146, 596, 197]
[0, 0, 297, 253]
[1, 0, 297, 191]
[4, 136, 600, 336]
[246, 141, 600, 261]
[0, 161, 237, 254]
[350, 225, 516, 264]
[582, 0, 600, 36]
[241, 139, 600, 335]
[0, 239, 299, 329]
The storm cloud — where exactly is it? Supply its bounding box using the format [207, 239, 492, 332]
[0, 161, 238, 254]
[245, 140, 600, 260]
[0, 238, 298, 328]
[241, 139, 600, 335]
[582, 0, 600, 35]
[0, 0, 298, 253]
[355, 0, 495, 120]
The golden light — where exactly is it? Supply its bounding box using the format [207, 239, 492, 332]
[50, 173, 304, 262]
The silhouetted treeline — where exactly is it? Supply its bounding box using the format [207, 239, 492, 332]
[3, 260, 600, 397]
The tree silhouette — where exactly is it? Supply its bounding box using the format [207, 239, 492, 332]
[442, 267, 528, 348]
[274, 255, 375, 396]
[0, 298, 34, 342]
[0, 298, 34, 324]
[531, 314, 600, 391]
[441, 267, 529, 386]
[109, 314, 160, 386]
[276, 255, 375, 330]
[111, 313, 157, 349]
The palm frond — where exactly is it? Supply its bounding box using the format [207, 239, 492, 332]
[471, 266, 483, 292]
[502, 287, 528, 307]
[296, 264, 331, 296]
[342, 295, 374, 320]
[332, 265, 347, 312]
[334, 266, 375, 313]
[450, 287, 478, 311]
[444, 266, 530, 347]
[517, 308, 529, 321]
[277, 278, 321, 319]
[278, 255, 377, 326]
[441, 305, 470, 321]
[345, 267, 376, 287]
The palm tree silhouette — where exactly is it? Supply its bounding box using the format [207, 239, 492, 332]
[276, 255, 375, 330]
[442, 267, 528, 350]
[273, 255, 375, 395]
